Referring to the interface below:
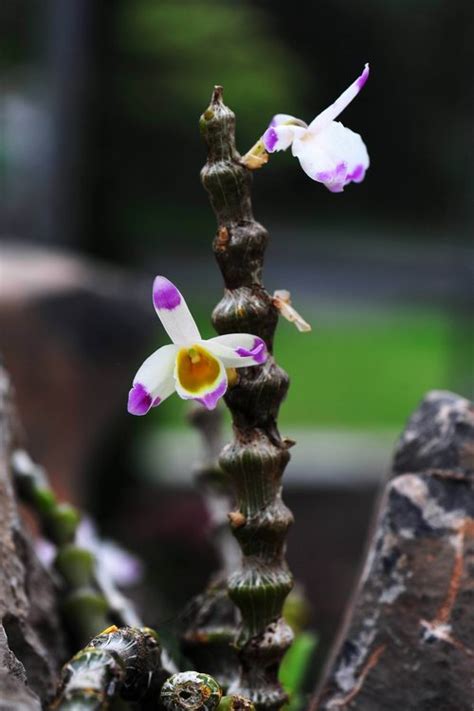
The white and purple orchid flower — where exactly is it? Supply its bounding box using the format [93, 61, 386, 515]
[128, 276, 267, 414]
[261, 64, 370, 193]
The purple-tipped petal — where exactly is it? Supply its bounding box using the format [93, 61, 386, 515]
[346, 163, 366, 183]
[314, 161, 348, 192]
[128, 383, 153, 415]
[204, 334, 268, 368]
[309, 63, 370, 133]
[263, 127, 278, 152]
[196, 378, 228, 410]
[153, 276, 182, 311]
[128, 343, 177, 416]
[262, 124, 304, 153]
[152, 276, 201, 345]
[236, 337, 267, 364]
[356, 63, 370, 90]
[316, 161, 366, 191]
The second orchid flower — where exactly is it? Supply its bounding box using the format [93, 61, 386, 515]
[245, 64, 370, 193]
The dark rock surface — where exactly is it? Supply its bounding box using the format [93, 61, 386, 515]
[393, 390, 474, 476]
[311, 390, 474, 711]
[0, 365, 67, 709]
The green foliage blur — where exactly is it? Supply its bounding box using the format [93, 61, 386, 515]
[116, 0, 306, 136]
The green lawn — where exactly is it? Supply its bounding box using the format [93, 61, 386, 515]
[276, 305, 453, 430]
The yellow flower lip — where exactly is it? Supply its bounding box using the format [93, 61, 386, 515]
[176, 344, 221, 394]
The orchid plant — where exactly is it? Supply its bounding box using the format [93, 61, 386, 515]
[120, 65, 371, 710]
[127, 276, 267, 414]
[243, 64, 370, 193]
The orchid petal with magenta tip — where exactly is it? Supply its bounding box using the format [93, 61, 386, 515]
[242, 115, 306, 168]
[153, 276, 201, 345]
[263, 124, 306, 153]
[205, 333, 267, 367]
[309, 63, 369, 134]
[128, 343, 177, 415]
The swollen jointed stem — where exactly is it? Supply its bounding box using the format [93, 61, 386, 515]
[200, 86, 295, 711]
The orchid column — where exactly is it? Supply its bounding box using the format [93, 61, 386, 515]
[200, 87, 294, 711]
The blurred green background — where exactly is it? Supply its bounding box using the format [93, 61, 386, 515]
[1, 0, 472, 437]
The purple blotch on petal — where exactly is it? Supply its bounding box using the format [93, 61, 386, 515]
[263, 127, 278, 153]
[315, 170, 332, 182]
[356, 63, 370, 90]
[197, 379, 227, 411]
[152, 395, 162, 408]
[346, 164, 365, 183]
[236, 337, 267, 364]
[128, 383, 152, 415]
[316, 163, 347, 189]
[153, 276, 182, 311]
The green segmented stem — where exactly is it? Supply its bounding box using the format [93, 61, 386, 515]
[200, 86, 294, 710]
[52, 625, 163, 710]
[11, 450, 110, 645]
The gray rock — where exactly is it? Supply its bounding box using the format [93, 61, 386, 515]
[312, 391, 474, 711]
[0, 365, 67, 708]
[393, 390, 474, 476]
